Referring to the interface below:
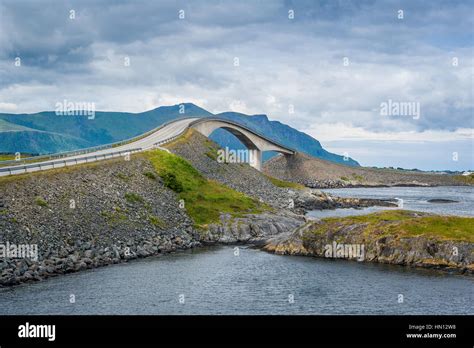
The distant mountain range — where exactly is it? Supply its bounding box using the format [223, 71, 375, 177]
[0, 103, 359, 166]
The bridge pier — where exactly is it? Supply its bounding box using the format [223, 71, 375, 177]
[190, 118, 294, 172]
[249, 149, 262, 171]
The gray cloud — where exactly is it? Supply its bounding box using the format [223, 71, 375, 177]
[0, 0, 472, 136]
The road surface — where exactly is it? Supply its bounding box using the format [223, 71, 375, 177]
[0, 118, 199, 176]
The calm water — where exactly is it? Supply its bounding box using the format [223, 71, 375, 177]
[0, 246, 472, 315]
[0, 186, 472, 315]
[310, 186, 474, 218]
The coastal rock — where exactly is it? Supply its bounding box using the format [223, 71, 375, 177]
[203, 210, 305, 244]
[263, 211, 473, 275]
[427, 199, 458, 203]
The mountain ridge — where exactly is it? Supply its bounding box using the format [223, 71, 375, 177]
[0, 103, 359, 166]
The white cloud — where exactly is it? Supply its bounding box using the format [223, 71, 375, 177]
[0, 102, 17, 112]
[307, 122, 474, 143]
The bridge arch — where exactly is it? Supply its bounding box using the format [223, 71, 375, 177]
[189, 118, 295, 171]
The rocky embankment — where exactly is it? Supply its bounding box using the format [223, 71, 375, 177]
[264, 210, 474, 275]
[0, 152, 318, 286]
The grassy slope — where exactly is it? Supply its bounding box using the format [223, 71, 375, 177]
[0, 154, 15, 161]
[144, 149, 268, 227]
[307, 210, 474, 243]
[263, 174, 305, 189]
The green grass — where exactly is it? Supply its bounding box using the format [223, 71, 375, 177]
[148, 214, 166, 228]
[308, 210, 474, 242]
[143, 171, 157, 180]
[0, 153, 37, 162]
[340, 176, 349, 181]
[205, 149, 218, 161]
[455, 174, 474, 185]
[161, 172, 184, 192]
[264, 174, 304, 189]
[351, 173, 364, 181]
[35, 197, 48, 207]
[116, 173, 129, 181]
[101, 208, 128, 224]
[125, 192, 144, 204]
[163, 129, 195, 149]
[0, 154, 15, 161]
[144, 149, 268, 227]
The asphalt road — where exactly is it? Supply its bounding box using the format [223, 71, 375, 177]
[0, 117, 199, 176]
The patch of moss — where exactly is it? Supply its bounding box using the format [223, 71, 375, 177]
[149, 214, 166, 228]
[100, 209, 128, 224]
[116, 173, 129, 181]
[144, 149, 268, 227]
[125, 192, 144, 204]
[340, 176, 349, 181]
[205, 149, 218, 161]
[35, 197, 48, 207]
[264, 174, 304, 189]
[143, 171, 157, 180]
[351, 173, 364, 182]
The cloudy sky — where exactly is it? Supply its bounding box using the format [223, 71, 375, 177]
[0, 0, 472, 170]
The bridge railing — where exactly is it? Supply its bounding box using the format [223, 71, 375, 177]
[188, 117, 297, 154]
[0, 148, 142, 176]
[0, 115, 296, 175]
[0, 116, 200, 168]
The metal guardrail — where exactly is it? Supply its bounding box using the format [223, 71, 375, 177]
[0, 116, 200, 167]
[0, 148, 142, 175]
[0, 115, 296, 176]
[0, 118, 196, 176]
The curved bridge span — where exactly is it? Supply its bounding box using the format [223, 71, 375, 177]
[0, 117, 295, 176]
[189, 118, 295, 170]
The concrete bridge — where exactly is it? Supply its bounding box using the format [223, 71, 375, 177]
[189, 118, 295, 170]
[0, 117, 296, 176]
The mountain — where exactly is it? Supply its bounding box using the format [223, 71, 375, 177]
[209, 112, 359, 166]
[0, 103, 359, 166]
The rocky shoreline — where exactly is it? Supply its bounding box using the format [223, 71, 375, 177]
[263, 211, 474, 275]
[0, 210, 307, 286]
